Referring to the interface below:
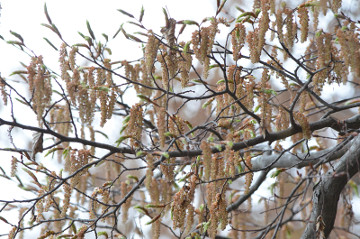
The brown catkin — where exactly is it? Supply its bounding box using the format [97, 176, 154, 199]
[0, 77, 7, 105]
[191, 19, 218, 78]
[200, 141, 212, 181]
[231, 23, 246, 61]
[298, 6, 309, 43]
[145, 30, 160, 77]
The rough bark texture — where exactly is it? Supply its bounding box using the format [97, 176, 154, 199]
[301, 134, 360, 239]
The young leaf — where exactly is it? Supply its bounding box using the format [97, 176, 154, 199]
[139, 5, 144, 22]
[137, 94, 159, 106]
[117, 9, 134, 18]
[126, 33, 143, 43]
[270, 168, 285, 178]
[95, 130, 109, 139]
[113, 24, 124, 39]
[10, 30, 24, 44]
[127, 175, 139, 182]
[182, 20, 200, 26]
[136, 151, 146, 157]
[102, 33, 109, 42]
[115, 135, 132, 146]
[162, 152, 170, 159]
[44, 3, 52, 24]
[44, 147, 64, 157]
[145, 213, 161, 225]
[97, 232, 108, 239]
[162, 8, 169, 22]
[202, 98, 215, 109]
[43, 37, 58, 51]
[86, 20, 96, 40]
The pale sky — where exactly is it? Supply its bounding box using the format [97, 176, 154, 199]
[0, 0, 216, 78]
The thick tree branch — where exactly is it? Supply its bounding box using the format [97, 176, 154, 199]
[301, 134, 360, 239]
[1, 115, 359, 160]
[251, 136, 352, 171]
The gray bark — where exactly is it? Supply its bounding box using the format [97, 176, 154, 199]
[251, 138, 351, 171]
[301, 134, 360, 239]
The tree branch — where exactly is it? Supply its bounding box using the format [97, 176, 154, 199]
[301, 134, 360, 239]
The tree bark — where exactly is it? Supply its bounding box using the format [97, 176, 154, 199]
[301, 134, 360, 239]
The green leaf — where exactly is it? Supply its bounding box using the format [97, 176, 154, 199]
[62, 147, 70, 158]
[123, 115, 131, 124]
[139, 6, 145, 22]
[202, 98, 215, 109]
[344, 99, 360, 105]
[43, 37, 58, 51]
[97, 231, 108, 238]
[136, 151, 146, 157]
[348, 180, 359, 197]
[164, 131, 176, 137]
[120, 124, 128, 134]
[73, 43, 90, 49]
[237, 163, 243, 173]
[7, 40, 24, 47]
[215, 144, 222, 151]
[262, 89, 277, 95]
[84, 36, 93, 46]
[96, 86, 110, 92]
[145, 204, 165, 208]
[105, 47, 112, 55]
[117, 9, 134, 18]
[145, 213, 161, 225]
[268, 182, 278, 195]
[41, 23, 62, 38]
[184, 120, 193, 131]
[255, 8, 261, 17]
[162, 152, 170, 159]
[202, 221, 211, 233]
[127, 175, 139, 182]
[10, 30, 24, 43]
[15, 98, 28, 105]
[207, 136, 214, 142]
[237, 11, 256, 19]
[78, 31, 86, 39]
[102, 33, 108, 41]
[137, 94, 159, 106]
[86, 20, 96, 40]
[113, 24, 124, 39]
[44, 147, 63, 157]
[9, 70, 27, 76]
[115, 135, 132, 146]
[127, 33, 143, 43]
[44, 3, 52, 25]
[183, 41, 191, 54]
[182, 20, 199, 26]
[162, 8, 169, 22]
[95, 130, 109, 139]
[51, 23, 62, 38]
[270, 168, 285, 178]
